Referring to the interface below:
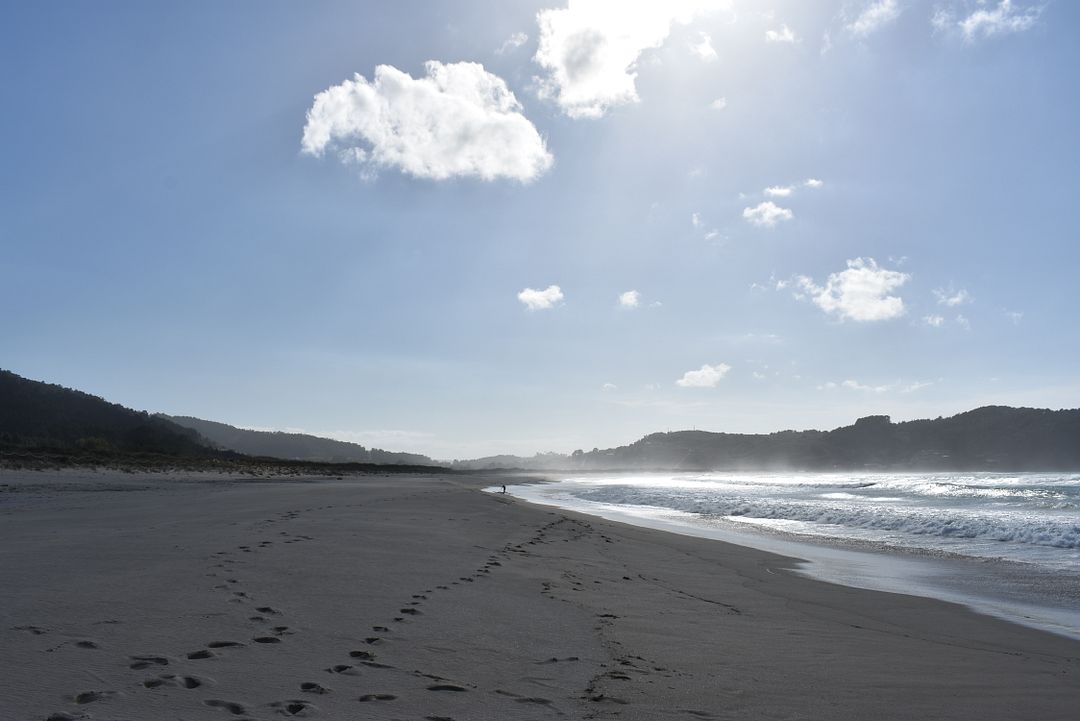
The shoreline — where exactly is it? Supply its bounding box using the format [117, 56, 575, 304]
[503, 473, 1080, 641]
[3, 468, 1079, 720]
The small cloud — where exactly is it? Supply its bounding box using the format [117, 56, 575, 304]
[935, 1, 1043, 43]
[923, 314, 946, 328]
[743, 201, 793, 228]
[955, 313, 971, 330]
[703, 229, 723, 243]
[901, 380, 935, 393]
[752, 371, 767, 380]
[691, 212, 703, 228]
[601, 382, 618, 391]
[710, 96, 728, 111]
[933, 288, 972, 306]
[1004, 310, 1024, 325]
[847, 0, 901, 37]
[618, 290, 641, 309]
[517, 285, 564, 310]
[765, 24, 797, 43]
[792, 257, 910, 322]
[804, 178, 824, 189]
[496, 31, 529, 54]
[676, 363, 732, 388]
[841, 379, 892, 393]
[764, 185, 794, 197]
[820, 30, 833, 55]
[690, 31, 718, 61]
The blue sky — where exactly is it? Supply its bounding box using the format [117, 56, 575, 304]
[3, 1, 1078, 458]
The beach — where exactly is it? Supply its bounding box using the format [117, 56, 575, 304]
[2, 469, 1079, 721]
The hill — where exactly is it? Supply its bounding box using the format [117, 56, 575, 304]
[453, 407, 1080, 472]
[161, 415, 433, 465]
[0, 369, 211, 456]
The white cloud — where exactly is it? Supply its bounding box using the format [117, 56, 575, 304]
[794, 257, 910, 322]
[820, 378, 933, 394]
[764, 185, 794, 197]
[676, 363, 732, 388]
[709, 96, 728, 111]
[959, 0, 1041, 42]
[691, 212, 703, 228]
[518, 285, 565, 310]
[933, 287, 972, 306]
[601, 382, 618, 391]
[847, 0, 901, 37]
[302, 61, 553, 182]
[743, 201, 793, 228]
[804, 177, 824, 189]
[1005, 310, 1024, 324]
[765, 24, 797, 43]
[691, 32, 718, 61]
[534, 0, 730, 119]
[841, 379, 892, 393]
[618, 289, 641, 308]
[923, 314, 945, 327]
[497, 31, 529, 54]
[752, 371, 767, 380]
[955, 313, 971, 329]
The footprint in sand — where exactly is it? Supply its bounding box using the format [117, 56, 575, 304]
[325, 664, 360, 675]
[204, 698, 247, 715]
[253, 636, 282, 644]
[74, 691, 110, 704]
[207, 641, 245, 649]
[358, 693, 396, 702]
[300, 681, 329, 694]
[426, 684, 468, 692]
[270, 699, 316, 715]
[129, 655, 170, 669]
[187, 649, 216, 660]
[144, 674, 204, 689]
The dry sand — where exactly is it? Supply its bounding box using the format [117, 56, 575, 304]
[2, 468, 1078, 721]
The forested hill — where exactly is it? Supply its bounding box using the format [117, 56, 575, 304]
[568, 407, 1080, 471]
[161, 415, 434, 466]
[0, 369, 210, 456]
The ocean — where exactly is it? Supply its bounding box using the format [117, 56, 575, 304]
[502, 471, 1080, 638]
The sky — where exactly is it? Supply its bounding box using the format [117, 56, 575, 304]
[3, 0, 1079, 459]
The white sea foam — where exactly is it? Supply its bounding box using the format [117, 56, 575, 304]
[537, 472, 1080, 564]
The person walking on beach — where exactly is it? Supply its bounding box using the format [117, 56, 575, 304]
[501, 484, 507, 493]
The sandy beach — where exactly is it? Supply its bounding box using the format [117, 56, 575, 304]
[2, 469, 1079, 721]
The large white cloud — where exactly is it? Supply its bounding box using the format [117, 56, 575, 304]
[676, 363, 731, 388]
[795, 258, 910, 322]
[518, 285, 565, 310]
[301, 61, 553, 182]
[847, 0, 901, 37]
[743, 201, 793, 228]
[533, 0, 730, 119]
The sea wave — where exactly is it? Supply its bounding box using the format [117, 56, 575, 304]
[575, 485, 1080, 550]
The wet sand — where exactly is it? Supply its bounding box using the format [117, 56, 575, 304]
[2, 468, 1078, 720]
